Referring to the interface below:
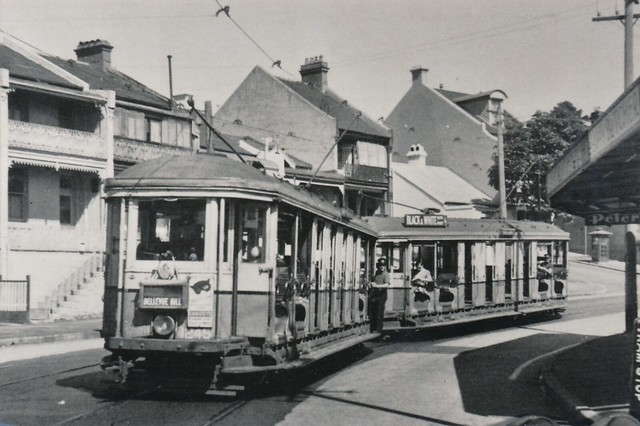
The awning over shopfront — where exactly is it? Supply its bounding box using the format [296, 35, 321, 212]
[547, 77, 640, 226]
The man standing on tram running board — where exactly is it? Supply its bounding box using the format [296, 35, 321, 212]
[369, 257, 391, 340]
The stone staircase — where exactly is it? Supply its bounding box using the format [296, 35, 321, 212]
[49, 271, 104, 321]
[42, 255, 104, 321]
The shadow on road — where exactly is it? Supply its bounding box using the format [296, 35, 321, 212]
[453, 332, 593, 422]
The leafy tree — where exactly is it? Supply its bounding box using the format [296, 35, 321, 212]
[488, 101, 588, 220]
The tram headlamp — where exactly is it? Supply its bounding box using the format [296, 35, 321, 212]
[152, 315, 176, 337]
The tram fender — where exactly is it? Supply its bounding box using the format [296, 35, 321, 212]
[221, 354, 253, 369]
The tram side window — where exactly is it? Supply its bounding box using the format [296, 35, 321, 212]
[241, 205, 267, 263]
[136, 199, 206, 261]
[277, 209, 296, 280]
[297, 214, 313, 281]
[437, 242, 458, 274]
[553, 241, 566, 266]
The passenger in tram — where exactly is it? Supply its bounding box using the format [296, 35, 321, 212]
[369, 257, 391, 334]
[411, 261, 434, 303]
[537, 255, 552, 293]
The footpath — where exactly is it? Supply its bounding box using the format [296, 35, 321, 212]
[540, 253, 640, 425]
[1, 253, 640, 425]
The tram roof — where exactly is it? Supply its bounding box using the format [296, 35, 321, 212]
[365, 216, 569, 242]
[104, 154, 376, 236]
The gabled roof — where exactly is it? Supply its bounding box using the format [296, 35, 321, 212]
[44, 55, 171, 110]
[279, 79, 391, 139]
[393, 162, 491, 205]
[436, 88, 506, 104]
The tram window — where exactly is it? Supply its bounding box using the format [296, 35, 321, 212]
[277, 209, 296, 279]
[297, 214, 313, 280]
[437, 242, 458, 274]
[553, 241, 566, 266]
[537, 243, 553, 263]
[240, 205, 267, 263]
[391, 246, 404, 273]
[136, 199, 206, 261]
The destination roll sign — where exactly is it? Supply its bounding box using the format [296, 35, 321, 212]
[404, 214, 447, 227]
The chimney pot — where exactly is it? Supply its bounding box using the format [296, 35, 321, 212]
[300, 55, 329, 92]
[406, 143, 428, 165]
[410, 66, 429, 86]
[75, 39, 113, 70]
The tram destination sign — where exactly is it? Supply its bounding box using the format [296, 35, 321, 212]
[404, 214, 447, 227]
[586, 210, 640, 226]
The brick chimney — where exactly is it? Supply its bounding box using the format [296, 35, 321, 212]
[407, 144, 428, 166]
[75, 40, 113, 70]
[410, 66, 428, 86]
[300, 55, 329, 92]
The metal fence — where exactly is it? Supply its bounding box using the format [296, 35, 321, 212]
[0, 275, 30, 322]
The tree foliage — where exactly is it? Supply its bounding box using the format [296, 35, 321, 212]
[488, 101, 588, 220]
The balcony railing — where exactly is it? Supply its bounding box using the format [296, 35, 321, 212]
[9, 120, 106, 159]
[114, 136, 192, 163]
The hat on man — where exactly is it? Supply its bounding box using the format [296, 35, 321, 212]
[377, 257, 387, 266]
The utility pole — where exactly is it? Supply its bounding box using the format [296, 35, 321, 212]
[593, 0, 639, 88]
[593, 0, 639, 333]
[496, 103, 507, 219]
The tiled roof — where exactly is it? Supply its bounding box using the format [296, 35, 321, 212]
[0, 45, 82, 90]
[279, 79, 391, 139]
[44, 55, 171, 110]
[393, 162, 491, 205]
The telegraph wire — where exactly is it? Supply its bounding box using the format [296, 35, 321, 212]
[333, 3, 600, 68]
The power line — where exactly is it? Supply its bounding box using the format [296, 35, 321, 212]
[333, 3, 598, 68]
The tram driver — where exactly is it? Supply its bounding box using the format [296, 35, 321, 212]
[369, 257, 390, 335]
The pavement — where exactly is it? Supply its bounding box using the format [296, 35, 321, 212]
[0, 253, 639, 425]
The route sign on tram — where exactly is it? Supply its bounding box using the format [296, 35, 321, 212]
[404, 214, 447, 227]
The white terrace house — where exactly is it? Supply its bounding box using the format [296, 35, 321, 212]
[0, 33, 194, 321]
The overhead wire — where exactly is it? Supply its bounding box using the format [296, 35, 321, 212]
[333, 2, 600, 68]
[213, 0, 297, 80]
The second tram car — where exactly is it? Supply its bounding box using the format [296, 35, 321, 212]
[365, 214, 569, 330]
[100, 154, 378, 391]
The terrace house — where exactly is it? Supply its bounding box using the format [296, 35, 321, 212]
[0, 32, 194, 320]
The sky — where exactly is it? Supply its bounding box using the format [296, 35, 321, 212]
[0, 0, 635, 122]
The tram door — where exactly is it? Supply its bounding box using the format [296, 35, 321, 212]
[234, 202, 272, 337]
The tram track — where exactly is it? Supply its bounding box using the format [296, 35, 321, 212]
[0, 363, 99, 388]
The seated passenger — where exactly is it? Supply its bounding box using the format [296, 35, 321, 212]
[537, 255, 552, 292]
[411, 263, 434, 302]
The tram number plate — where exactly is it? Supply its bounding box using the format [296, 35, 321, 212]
[183, 329, 212, 340]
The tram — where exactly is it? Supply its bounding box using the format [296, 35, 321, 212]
[365, 214, 569, 330]
[99, 154, 378, 391]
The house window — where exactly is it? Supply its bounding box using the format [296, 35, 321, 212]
[356, 141, 387, 167]
[8, 91, 29, 122]
[8, 167, 27, 221]
[60, 174, 73, 224]
[146, 117, 162, 143]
